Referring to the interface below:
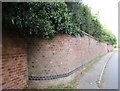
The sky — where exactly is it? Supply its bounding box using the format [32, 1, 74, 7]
[82, 0, 119, 44]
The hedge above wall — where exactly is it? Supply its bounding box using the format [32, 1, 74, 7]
[3, 2, 84, 38]
[66, 2, 117, 45]
[2, 2, 117, 45]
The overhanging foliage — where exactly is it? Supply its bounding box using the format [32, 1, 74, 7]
[3, 2, 117, 45]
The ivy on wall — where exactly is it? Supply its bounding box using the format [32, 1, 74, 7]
[3, 2, 117, 45]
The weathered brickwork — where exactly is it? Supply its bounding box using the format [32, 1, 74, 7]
[2, 33, 27, 89]
[107, 44, 114, 52]
[2, 32, 113, 89]
[28, 34, 110, 88]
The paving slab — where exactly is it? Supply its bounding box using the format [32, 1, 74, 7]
[76, 51, 114, 89]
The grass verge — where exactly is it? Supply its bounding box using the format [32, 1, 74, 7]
[81, 54, 104, 76]
[73, 54, 105, 88]
[23, 54, 105, 90]
[47, 54, 105, 89]
[47, 81, 75, 89]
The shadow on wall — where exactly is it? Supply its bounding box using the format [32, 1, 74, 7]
[2, 29, 114, 89]
[27, 34, 111, 88]
[2, 28, 27, 89]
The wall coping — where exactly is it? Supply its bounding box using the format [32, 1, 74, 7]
[81, 31, 110, 45]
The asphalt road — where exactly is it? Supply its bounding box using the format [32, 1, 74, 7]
[100, 50, 118, 89]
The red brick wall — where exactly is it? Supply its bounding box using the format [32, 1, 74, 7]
[2, 32, 113, 89]
[28, 34, 108, 88]
[107, 44, 114, 52]
[2, 33, 27, 89]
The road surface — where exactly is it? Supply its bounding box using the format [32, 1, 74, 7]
[100, 50, 118, 89]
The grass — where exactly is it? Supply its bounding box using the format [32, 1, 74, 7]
[72, 54, 105, 87]
[23, 54, 105, 90]
[47, 81, 75, 89]
[47, 54, 104, 89]
[81, 54, 104, 75]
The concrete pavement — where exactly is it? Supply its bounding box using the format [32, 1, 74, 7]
[76, 50, 117, 89]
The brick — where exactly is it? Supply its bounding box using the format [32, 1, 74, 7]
[2, 33, 113, 89]
[2, 35, 27, 89]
